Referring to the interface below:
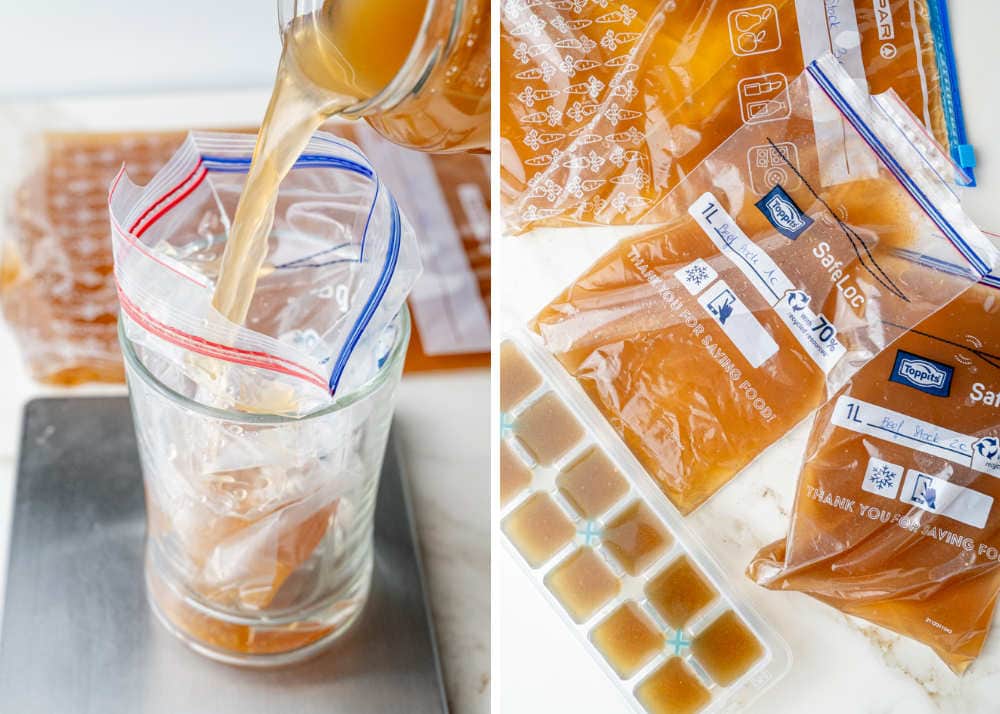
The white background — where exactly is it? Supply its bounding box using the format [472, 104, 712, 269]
[497, 3, 1000, 713]
[0, 1, 280, 98]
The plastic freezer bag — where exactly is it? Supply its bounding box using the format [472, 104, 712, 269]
[1, 127, 187, 385]
[531, 57, 996, 515]
[328, 121, 493, 373]
[500, 0, 971, 233]
[0, 118, 482, 387]
[109, 131, 421, 416]
[749, 274, 1000, 674]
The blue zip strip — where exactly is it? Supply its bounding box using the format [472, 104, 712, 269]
[892, 247, 979, 281]
[277, 257, 356, 270]
[193, 130, 365, 157]
[981, 274, 1000, 290]
[327, 195, 402, 395]
[312, 133, 374, 166]
[927, 0, 976, 185]
[871, 94, 963, 196]
[203, 152, 380, 260]
[357, 170, 380, 264]
[807, 60, 989, 277]
[893, 247, 1000, 291]
[201, 153, 374, 178]
[199, 141, 398, 390]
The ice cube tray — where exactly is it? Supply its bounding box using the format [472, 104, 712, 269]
[500, 334, 790, 714]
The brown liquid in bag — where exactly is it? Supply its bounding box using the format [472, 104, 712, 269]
[0, 123, 486, 385]
[531, 162, 956, 513]
[501, 0, 952, 231]
[1, 130, 186, 385]
[750, 281, 1000, 673]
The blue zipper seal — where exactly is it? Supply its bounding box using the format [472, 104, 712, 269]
[327, 194, 402, 395]
[927, 0, 975, 186]
[895, 248, 1000, 289]
[808, 59, 989, 277]
[199, 143, 401, 397]
[892, 248, 979, 281]
[201, 153, 373, 179]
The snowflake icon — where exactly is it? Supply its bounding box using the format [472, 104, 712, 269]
[869, 465, 897, 490]
[683, 264, 711, 287]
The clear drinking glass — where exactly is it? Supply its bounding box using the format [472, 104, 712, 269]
[120, 308, 410, 667]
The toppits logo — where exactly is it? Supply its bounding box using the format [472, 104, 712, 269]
[899, 359, 947, 387]
[755, 185, 813, 240]
[889, 350, 953, 397]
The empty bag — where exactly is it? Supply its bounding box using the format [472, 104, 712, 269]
[110, 131, 421, 416]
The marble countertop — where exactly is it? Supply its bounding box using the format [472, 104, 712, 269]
[0, 90, 488, 714]
[498, 4, 1000, 711]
